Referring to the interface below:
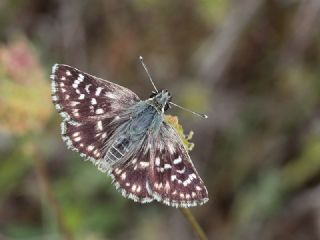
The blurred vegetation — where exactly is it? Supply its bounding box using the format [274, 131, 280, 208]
[0, 0, 320, 239]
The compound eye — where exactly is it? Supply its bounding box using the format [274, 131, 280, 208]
[164, 103, 170, 111]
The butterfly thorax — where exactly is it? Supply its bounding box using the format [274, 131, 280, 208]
[103, 101, 163, 168]
[147, 89, 172, 113]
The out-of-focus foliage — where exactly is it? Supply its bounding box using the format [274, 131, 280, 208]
[0, 0, 320, 239]
[165, 115, 194, 151]
[0, 39, 52, 134]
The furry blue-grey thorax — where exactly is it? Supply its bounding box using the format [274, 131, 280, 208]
[147, 89, 172, 113]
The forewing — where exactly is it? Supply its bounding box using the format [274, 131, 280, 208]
[110, 137, 154, 203]
[51, 64, 138, 166]
[51, 64, 140, 123]
[149, 123, 208, 208]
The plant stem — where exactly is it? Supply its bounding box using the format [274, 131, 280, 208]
[33, 149, 73, 240]
[179, 208, 208, 240]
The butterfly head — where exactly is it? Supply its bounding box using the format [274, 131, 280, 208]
[149, 89, 172, 112]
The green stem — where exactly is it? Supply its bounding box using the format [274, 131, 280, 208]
[33, 149, 73, 240]
[179, 208, 208, 240]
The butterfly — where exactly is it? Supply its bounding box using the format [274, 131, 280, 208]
[50, 57, 209, 208]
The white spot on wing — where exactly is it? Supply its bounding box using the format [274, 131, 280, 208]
[155, 157, 160, 166]
[74, 136, 81, 142]
[91, 98, 97, 105]
[171, 175, 176, 182]
[96, 108, 104, 114]
[121, 172, 126, 180]
[66, 70, 71, 76]
[78, 73, 84, 81]
[164, 164, 171, 169]
[101, 133, 107, 138]
[140, 161, 149, 168]
[176, 167, 185, 174]
[165, 181, 170, 192]
[96, 121, 103, 131]
[85, 84, 91, 93]
[95, 87, 103, 96]
[73, 132, 80, 137]
[183, 177, 192, 186]
[173, 157, 182, 165]
[70, 101, 79, 106]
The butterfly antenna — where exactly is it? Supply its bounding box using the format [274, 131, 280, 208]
[169, 102, 208, 119]
[139, 56, 158, 93]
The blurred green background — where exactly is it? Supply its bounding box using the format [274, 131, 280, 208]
[1, 0, 320, 239]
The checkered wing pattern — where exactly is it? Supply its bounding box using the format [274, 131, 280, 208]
[110, 138, 155, 203]
[109, 123, 209, 208]
[149, 123, 209, 207]
[51, 64, 139, 123]
[51, 64, 139, 163]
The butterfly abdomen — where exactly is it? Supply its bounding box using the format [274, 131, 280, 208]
[105, 138, 130, 163]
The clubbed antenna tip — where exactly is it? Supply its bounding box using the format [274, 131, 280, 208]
[169, 102, 208, 119]
[138, 56, 158, 93]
